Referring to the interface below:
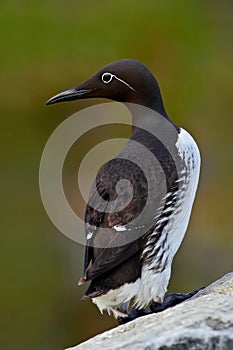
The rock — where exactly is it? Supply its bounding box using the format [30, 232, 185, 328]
[66, 273, 233, 350]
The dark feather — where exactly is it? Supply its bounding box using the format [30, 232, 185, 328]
[85, 252, 142, 298]
[85, 239, 141, 281]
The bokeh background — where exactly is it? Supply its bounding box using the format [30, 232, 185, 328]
[1, 1, 232, 349]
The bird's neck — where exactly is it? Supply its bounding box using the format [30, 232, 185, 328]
[125, 101, 178, 135]
[146, 93, 169, 119]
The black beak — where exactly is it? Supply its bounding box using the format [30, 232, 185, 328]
[46, 87, 96, 106]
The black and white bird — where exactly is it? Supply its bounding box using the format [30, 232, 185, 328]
[46, 59, 202, 322]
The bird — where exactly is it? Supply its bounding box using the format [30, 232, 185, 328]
[46, 59, 202, 323]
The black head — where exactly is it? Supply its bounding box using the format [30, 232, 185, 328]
[46, 59, 167, 116]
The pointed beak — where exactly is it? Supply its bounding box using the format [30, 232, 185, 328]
[46, 78, 98, 106]
[46, 88, 95, 105]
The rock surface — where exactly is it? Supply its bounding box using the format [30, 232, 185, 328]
[66, 273, 233, 350]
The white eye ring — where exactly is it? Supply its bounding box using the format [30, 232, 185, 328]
[101, 72, 114, 84]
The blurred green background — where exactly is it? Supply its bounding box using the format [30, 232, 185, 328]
[1, 1, 232, 349]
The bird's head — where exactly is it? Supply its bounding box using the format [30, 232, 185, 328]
[46, 59, 167, 116]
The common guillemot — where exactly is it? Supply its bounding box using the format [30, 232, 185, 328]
[46, 59, 202, 323]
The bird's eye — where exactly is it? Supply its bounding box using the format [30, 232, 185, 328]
[101, 72, 113, 84]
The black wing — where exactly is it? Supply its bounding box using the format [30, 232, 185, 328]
[81, 157, 149, 282]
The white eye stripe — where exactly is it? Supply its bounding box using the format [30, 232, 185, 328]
[101, 72, 136, 92]
[115, 75, 136, 92]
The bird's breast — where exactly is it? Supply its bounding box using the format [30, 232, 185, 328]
[141, 127, 201, 272]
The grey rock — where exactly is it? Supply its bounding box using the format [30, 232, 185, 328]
[66, 273, 233, 350]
